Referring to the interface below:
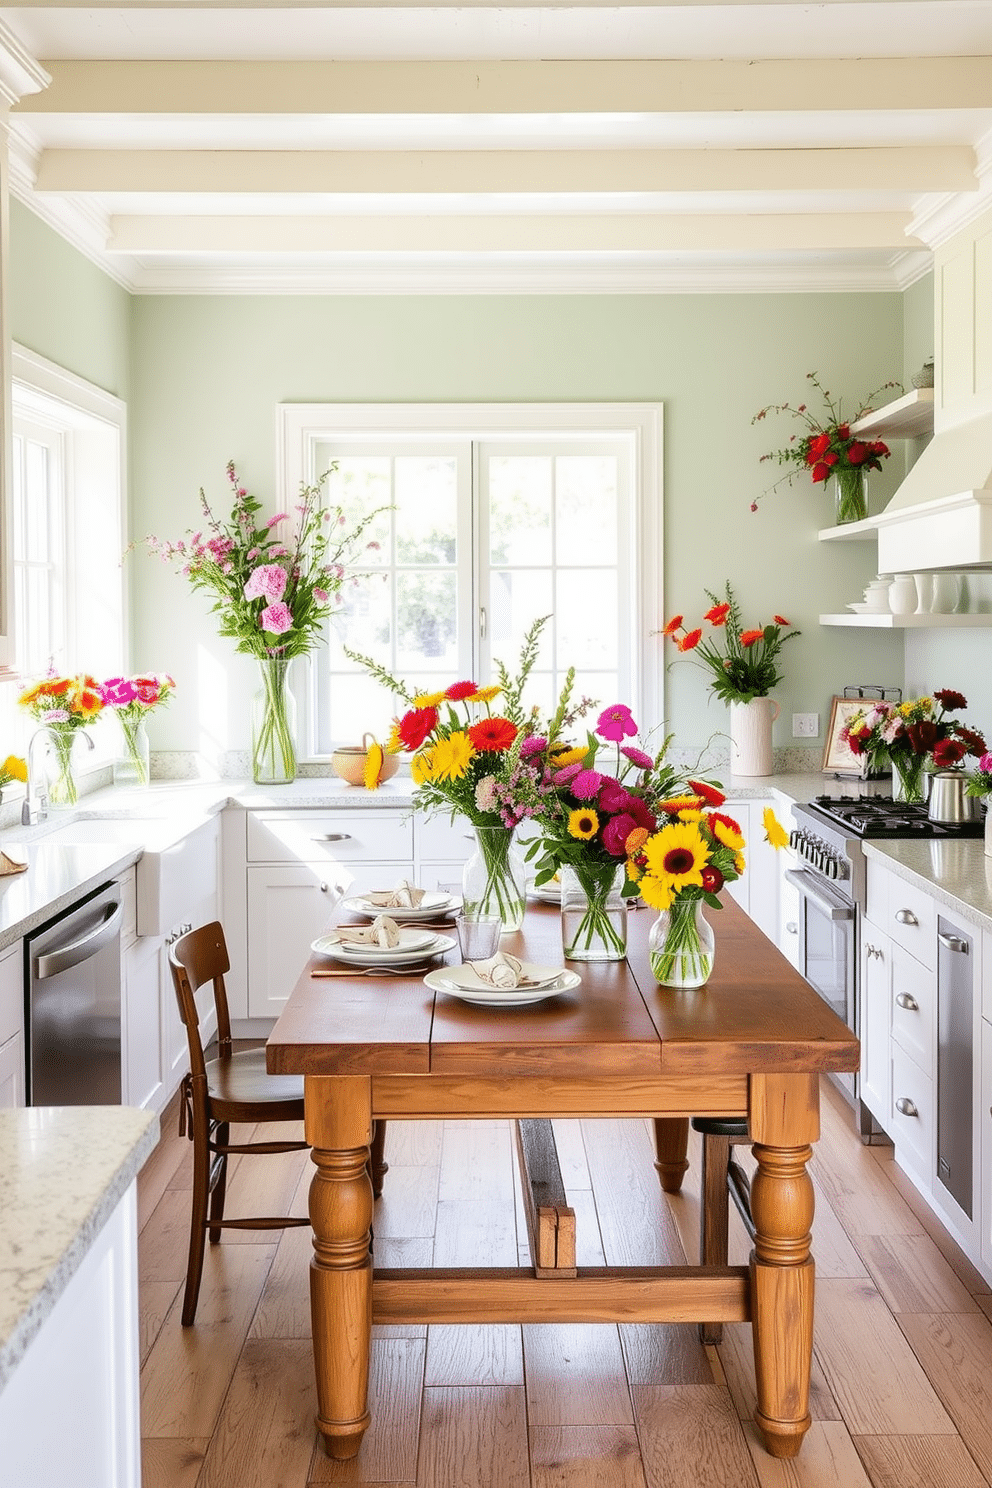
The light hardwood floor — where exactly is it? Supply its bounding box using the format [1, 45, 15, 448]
[138, 1078, 992, 1487]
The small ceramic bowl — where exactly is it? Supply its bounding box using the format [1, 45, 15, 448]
[331, 733, 400, 787]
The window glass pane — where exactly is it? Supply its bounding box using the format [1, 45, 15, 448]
[488, 570, 554, 663]
[330, 574, 394, 668]
[395, 456, 457, 566]
[25, 440, 50, 565]
[326, 457, 392, 566]
[557, 569, 619, 670]
[396, 571, 458, 671]
[489, 456, 552, 566]
[556, 455, 618, 565]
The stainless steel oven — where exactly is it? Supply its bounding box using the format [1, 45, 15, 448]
[783, 865, 857, 1098]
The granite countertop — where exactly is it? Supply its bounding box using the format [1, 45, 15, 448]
[864, 838, 992, 936]
[0, 1105, 158, 1392]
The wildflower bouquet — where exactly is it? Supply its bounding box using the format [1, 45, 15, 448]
[751, 371, 900, 522]
[661, 582, 799, 704]
[841, 690, 986, 804]
[631, 784, 747, 986]
[99, 673, 176, 787]
[966, 751, 992, 799]
[18, 672, 105, 806]
[0, 755, 27, 792]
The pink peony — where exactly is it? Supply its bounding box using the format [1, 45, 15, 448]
[243, 563, 288, 602]
[602, 812, 638, 857]
[259, 602, 294, 635]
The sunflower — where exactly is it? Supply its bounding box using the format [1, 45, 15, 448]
[642, 821, 709, 893]
[762, 806, 789, 850]
[362, 741, 385, 790]
[639, 875, 674, 911]
[549, 745, 587, 768]
[410, 747, 436, 785]
[430, 730, 476, 782]
[568, 807, 600, 840]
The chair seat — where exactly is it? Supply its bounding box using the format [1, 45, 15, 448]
[206, 1047, 305, 1117]
[690, 1116, 748, 1138]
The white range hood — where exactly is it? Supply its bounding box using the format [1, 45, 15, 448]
[875, 410, 992, 574]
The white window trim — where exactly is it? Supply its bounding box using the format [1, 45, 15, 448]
[278, 402, 664, 756]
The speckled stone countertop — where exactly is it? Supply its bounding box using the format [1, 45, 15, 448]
[864, 839, 992, 936]
[0, 1105, 158, 1392]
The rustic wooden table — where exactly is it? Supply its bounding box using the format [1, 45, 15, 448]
[267, 896, 858, 1462]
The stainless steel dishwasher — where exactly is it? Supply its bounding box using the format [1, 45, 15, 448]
[26, 881, 125, 1106]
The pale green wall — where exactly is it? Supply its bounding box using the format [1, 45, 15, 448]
[8, 199, 131, 400]
[129, 292, 906, 759]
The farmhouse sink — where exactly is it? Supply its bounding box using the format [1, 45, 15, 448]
[37, 813, 219, 936]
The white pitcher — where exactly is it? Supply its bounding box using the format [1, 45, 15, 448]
[728, 697, 780, 776]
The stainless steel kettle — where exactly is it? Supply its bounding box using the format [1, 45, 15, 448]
[927, 769, 980, 824]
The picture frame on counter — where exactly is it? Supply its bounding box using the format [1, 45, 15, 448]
[822, 695, 886, 777]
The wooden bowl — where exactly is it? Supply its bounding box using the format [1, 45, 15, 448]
[330, 733, 400, 787]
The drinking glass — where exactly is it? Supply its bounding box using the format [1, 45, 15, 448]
[456, 912, 502, 962]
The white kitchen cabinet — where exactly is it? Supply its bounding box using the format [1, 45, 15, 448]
[123, 932, 164, 1112]
[743, 799, 779, 946]
[247, 863, 346, 1018]
[859, 921, 892, 1135]
[0, 941, 23, 1108]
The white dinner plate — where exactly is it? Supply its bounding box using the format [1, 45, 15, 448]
[424, 965, 579, 1006]
[529, 882, 561, 904]
[311, 931, 454, 966]
[344, 891, 460, 921]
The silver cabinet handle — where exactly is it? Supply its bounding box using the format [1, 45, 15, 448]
[785, 921, 798, 935]
[895, 992, 919, 1011]
[894, 908, 919, 926]
[315, 833, 353, 843]
[937, 931, 969, 953]
[320, 882, 329, 893]
[895, 1097, 919, 1118]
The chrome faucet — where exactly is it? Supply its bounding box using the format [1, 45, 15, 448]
[21, 729, 51, 826]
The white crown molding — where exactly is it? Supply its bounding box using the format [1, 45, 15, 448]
[0, 20, 48, 108]
[906, 132, 992, 250]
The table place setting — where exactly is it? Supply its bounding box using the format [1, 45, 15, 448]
[341, 879, 462, 924]
[424, 947, 580, 1007]
[310, 914, 455, 972]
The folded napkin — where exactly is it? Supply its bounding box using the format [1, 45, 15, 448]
[331, 914, 401, 948]
[469, 952, 524, 989]
[0, 851, 26, 877]
[364, 879, 427, 909]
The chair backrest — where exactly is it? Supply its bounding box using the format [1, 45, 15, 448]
[169, 921, 234, 1078]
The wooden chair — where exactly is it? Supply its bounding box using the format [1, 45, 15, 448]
[169, 920, 312, 1325]
[691, 1116, 754, 1344]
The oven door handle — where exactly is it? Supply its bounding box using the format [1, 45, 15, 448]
[783, 868, 855, 921]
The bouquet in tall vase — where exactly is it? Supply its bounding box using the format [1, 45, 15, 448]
[100, 674, 175, 787]
[17, 671, 105, 806]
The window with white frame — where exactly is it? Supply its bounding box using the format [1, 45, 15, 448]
[279, 404, 662, 756]
[6, 346, 126, 755]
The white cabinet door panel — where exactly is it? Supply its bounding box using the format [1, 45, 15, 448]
[247, 864, 346, 1018]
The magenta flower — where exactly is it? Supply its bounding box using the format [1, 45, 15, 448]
[597, 704, 637, 742]
[571, 768, 604, 801]
[100, 677, 138, 708]
[266, 512, 290, 528]
[602, 812, 638, 857]
[521, 735, 548, 758]
[621, 744, 653, 770]
[260, 602, 294, 635]
[243, 563, 288, 602]
[598, 780, 636, 815]
[552, 762, 583, 786]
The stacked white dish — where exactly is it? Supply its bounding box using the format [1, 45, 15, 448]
[424, 962, 580, 1006]
[341, 890, 460, 922]
[312, 927, 455, 966]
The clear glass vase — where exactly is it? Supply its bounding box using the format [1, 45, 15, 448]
[890, 751, 927, 805]
[560, 861, 628, 962]
[832, 465, 869, 525]
[461, 825, 526, 933]
[113, 713, 150, 788]
[251, 656, 297, 785]
[648, 897, 715, 988]
[44, 725, 79, 807]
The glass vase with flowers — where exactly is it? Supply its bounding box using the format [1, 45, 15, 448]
[751, 370, 901, 523]
[17, 671, 105, 806]
[966, 752, 992, 857]
[141, 460, 386, 784]
[841, 690, 987, 805]
[99, 673, 175, 787]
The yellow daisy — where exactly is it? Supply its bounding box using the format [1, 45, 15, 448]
[430, 730, 476, 782]
[762, 806, 789, 850]
[639, 874, 673, 911]
[410, 747, 436, 785]
[733, 850, 746, 876]
[643, 821, 709, 893]
[568, 807, 599, 840]
[363, 741, 385, 791]
[709, 816, 745, 852]
[0, 754, 26, 784]
[386, 718, 404, 753]
[412, 689, 448, 709]
[467, 684, 502, 704]
[678, 809, 704, 823]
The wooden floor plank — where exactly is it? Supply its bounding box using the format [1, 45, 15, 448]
[439, 1122, 516, 1207]
[897, 1310, 992, 1481]
[433, 1197, 518, 1268]
[307, 1338, 427, 1485]
[140, 1436, 209, 1488]
[529, 1425, 649, 1488]
[855, 1232, 982, 1316]
[633, 1384, 761, 1488]
[424, 1325, 524, 1386]
[140, 1279, 182, 1365]
[250, 1222, 314, 1340]
[197, 1337, 317, 1488]
[581, 1119, 687, 1267]
[618, 1323, 715, 1387]
[852, 1431, 990, 1488]
[523, 1324, 634, 1427]
[373, 1164, 441, 1241]
[416, 1386, 530, 1488]
[742, 1420, 874, 1488]
[551, 1119, 594, 1190]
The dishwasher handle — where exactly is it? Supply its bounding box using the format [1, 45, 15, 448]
[34, 900, 124, 980]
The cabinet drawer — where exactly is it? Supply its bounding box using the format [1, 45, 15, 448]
[248, 811, 412, 864]
[891, 1044, 934, 1181]
[885, 877, 936, 971]
[890, 943, 935, 1071]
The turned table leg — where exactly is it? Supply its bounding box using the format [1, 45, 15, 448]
[748, 1072, 818, 1460]
[305, 1075, 374, 1461]
[652, 1116, 690, 1193]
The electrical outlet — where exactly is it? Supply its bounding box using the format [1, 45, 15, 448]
[792, 712, 819, 738]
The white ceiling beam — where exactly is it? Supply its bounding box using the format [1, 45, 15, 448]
[16, 57, 991, 117]
[34, 145, 976, 195]
[107, 210, 922, 253]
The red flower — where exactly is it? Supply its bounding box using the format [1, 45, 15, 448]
[740, 628, 765, 647]
[933, 737, 968, 767]
[662, 614, 683, 636]
[824, 450, 839, 467]
[934, 689, 967, 712]
[807, 432, 831, 460]
[445, 680, 477, 701]
[957, 725, 987, 757]
[396, 705, 438, 751]
[701, 865, 724, 893]
[846, 441, 869, 466]
[870, 440, 890, 458]
[688, 778, 726, 807]
[836, 424, 850, 441]
[706, 811, 743, 839]
[810, 461, 831, 483]
[468, 716, 517, 753]
[906, 720, 940, 754]
[703, 602, 731, 626]
[677, 628, 702, 652]
[843, 725, 870, 756]
[773, 615, 790, 626]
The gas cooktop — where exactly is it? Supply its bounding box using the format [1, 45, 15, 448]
[807, 794, 985, 839]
